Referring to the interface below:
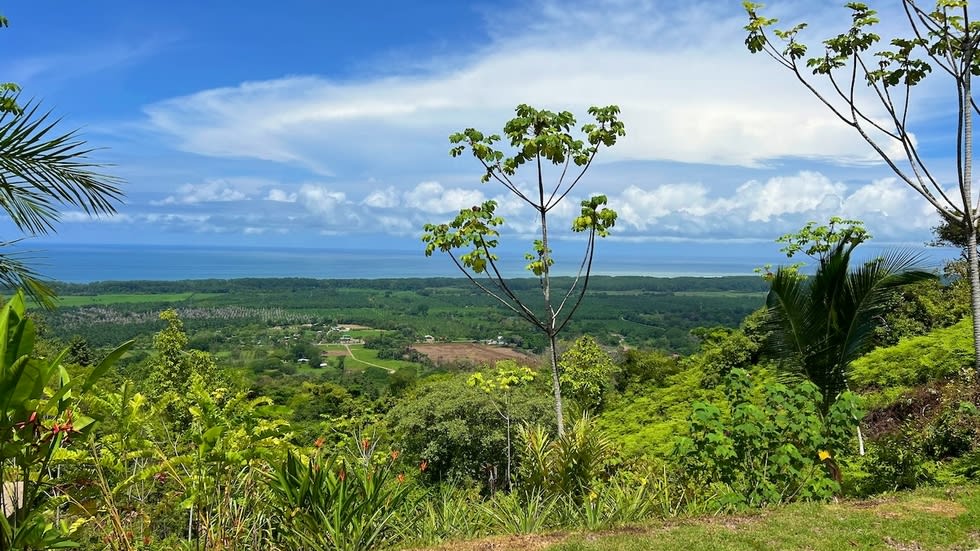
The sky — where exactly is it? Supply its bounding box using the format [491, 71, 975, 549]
[0, 0, 971, 266]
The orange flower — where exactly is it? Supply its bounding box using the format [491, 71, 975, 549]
[338, 469, 346, 481]
[391, 450, 400, 461]
[419, 460, 429, 473]
[361, 438, 371, 451]
[314, 437, 325, 449]
[397, 473, 405, 484]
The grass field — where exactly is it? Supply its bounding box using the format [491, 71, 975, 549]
[672, 291, 767, 298]
[48, 292, 223, 306]
[320, 344, 421, 371]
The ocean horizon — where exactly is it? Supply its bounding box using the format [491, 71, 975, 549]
[8, 242, 959, 283]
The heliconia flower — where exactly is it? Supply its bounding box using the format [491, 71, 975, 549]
[818, 450, 831, 461]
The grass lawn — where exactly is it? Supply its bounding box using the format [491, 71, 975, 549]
[423, 485, 980, 551]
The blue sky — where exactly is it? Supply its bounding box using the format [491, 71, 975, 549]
[0, 0, 969, 266]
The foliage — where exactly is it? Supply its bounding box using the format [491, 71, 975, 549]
[267, 438, 412, 551]
[558, 336, 616, 412]
[0, 16, 123, 303]
[145, 309, 221, 402]
[766, 221, 934, 413]
[517, 414, 613, 502]
[676, 369, 861, 507]
[469, 361, 537, 490]
[422, 104, 625, 434]
[851, 317, 975, 388]
[0, 292, 131, 550]
[387, 373, 552, 488]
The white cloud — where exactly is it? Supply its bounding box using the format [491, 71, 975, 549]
[155, 179, 256, 205]
[362, 187, 400, 208]
[141, 0, 925, 178]
[403, 181, 485, 213]
[297, 185, 348, 217]
[734, 172, 846, 223]
[266, 189, 298, 202]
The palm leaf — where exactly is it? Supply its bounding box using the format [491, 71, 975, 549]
[765, 238, 937, 413]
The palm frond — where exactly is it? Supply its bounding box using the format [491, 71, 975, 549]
[0, 100, 123, 235]
[0, 241, 55, 307]
[765, 238, 936, 413]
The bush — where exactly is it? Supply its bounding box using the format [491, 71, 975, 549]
[850, 318, 975, 388]
[676, 369, 860, 507]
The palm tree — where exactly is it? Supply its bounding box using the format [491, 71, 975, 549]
[766, 230, 935, 415]
[0, 98, 123, 302]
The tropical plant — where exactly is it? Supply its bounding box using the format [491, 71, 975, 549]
[518, 414, 612, 501]
[267, 437, 413, 551]
[766, 220, 935, 414]
[422, 104, 625, 435]
[0, 86, 122, 302]
[676, 369, 861, 507]
[0, 291, 131, 549]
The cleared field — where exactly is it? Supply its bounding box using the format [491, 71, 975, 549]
[49, 293, 223, 306]
[412, 343, 539, 366]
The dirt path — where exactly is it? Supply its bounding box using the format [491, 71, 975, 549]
[344, 344, 395, 373]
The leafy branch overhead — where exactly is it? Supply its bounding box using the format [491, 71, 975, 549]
[744, 0, 980, 374]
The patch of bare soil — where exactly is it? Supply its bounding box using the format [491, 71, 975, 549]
[417, 533, 567, 551]
[411, 343, 538, 366]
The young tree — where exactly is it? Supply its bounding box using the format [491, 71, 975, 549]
[745, 1, 980, 373]
[468, 360, 537, 490]
[557, 335, 617, 412]
[422, 104, 624, 435]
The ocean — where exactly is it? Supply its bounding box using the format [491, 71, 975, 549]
[11, 242, 957, 283]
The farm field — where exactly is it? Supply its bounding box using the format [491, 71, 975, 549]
[411, 342, 539, 366]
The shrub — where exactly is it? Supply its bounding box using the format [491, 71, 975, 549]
[676, 369, 861, 507]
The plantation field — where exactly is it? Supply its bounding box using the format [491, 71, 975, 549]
[411, 342, 539, 366]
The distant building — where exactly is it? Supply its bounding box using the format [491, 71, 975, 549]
[423, 335, 435, 343]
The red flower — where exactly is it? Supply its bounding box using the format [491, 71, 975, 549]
[361, 438, 371, 451]
[338, 469, 346, 481]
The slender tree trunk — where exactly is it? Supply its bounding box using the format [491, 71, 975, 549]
[537, 155, 564, 435]
[548, 334, 564, 436]
[505, 413, 511, 490]
[967, 226, 980, 373]
[962, 58, 980, 374]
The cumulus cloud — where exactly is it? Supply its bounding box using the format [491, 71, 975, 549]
[403, 181, 486, 213]
[154, 178, 264, 205]
[266, 189, 297, 202]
